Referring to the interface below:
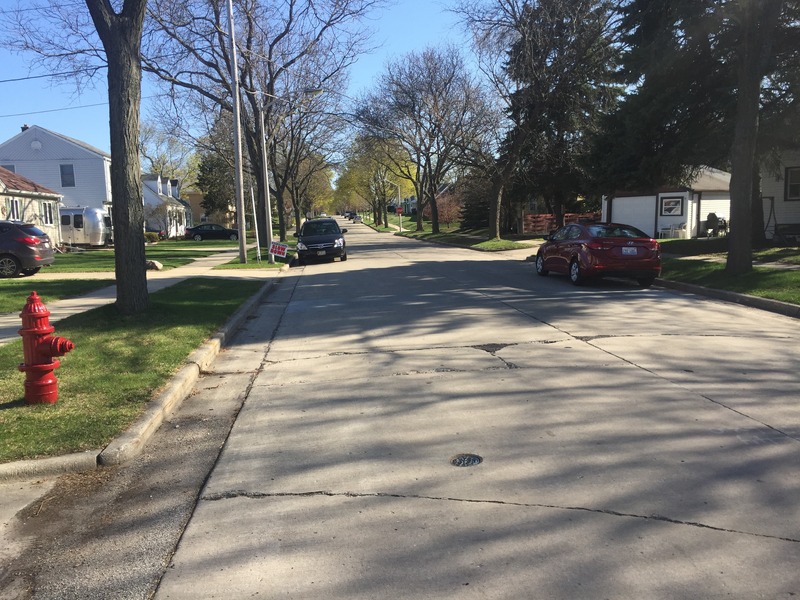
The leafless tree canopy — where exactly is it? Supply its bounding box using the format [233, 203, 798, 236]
[141, 0, 382, 243]
[358, 45, 495, 233]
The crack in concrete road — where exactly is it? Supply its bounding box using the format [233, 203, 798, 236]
[199, 489, 800, 544]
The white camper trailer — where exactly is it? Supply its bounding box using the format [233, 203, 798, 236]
[59, 207, 113, 247]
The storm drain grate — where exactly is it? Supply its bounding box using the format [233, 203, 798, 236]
[450, 453, 483, 467]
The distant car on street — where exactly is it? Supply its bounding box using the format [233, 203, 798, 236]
[535, 222, 661, 287]
[294, 218, 347, 266]
[185, 223, 239, 242]
[0, 220, 55, 278]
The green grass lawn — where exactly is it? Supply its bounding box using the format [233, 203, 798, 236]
[0, 244, 285, 315]
[0, 279, 116, 314]
[48, 246, 222, 272]
[658, 239, 800, 304]
[660, 257, 800, 305]
[0, 279, 264, 463]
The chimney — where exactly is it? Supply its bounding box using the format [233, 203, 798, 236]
[21, 124, 29, 132]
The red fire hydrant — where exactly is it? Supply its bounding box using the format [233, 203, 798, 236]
[18, 291, 75, 405]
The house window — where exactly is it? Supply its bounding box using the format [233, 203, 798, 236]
[1, 164, 14, 173]
[660, 196, 684, 216]
[786, 167, 800, 201]
[60, 164, 76, 187]
[7, 198, 21, 220]
[42, 202, 55, 225]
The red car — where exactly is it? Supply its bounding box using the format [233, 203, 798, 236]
[535, 222, 661, 287]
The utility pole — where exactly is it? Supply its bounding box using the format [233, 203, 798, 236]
[227, 0, 247, 263]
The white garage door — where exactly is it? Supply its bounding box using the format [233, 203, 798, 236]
[609, 196, 658, 237]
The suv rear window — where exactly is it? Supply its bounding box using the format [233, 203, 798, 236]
[17, 224, 48, 237]
[302, 221, 340, 236]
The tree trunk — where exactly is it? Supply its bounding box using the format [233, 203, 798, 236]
[429, 190, 441, 234]
[86, 0, 149, 315]
[750, 162, 766, 246]
[490, 127, 527, 240]
[552, 191, 566, 228]
[726, 0, 782, 274]
[489, 183, 502, 240]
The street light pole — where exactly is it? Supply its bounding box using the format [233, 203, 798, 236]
[227, 0, 247, 263]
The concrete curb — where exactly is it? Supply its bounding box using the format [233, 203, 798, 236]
[656, 279, 800, 319]
[0, 278, 278, 482]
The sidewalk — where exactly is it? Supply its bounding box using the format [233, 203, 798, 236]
[0, 248, 283, 346]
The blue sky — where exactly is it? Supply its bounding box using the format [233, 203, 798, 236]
[0, 0, 463, 153]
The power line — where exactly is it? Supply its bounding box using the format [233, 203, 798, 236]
[0, 95, 159, 120]
[0, 1, 85, 17]
[0, 68, 106, 84]
[0, 101, 108, 119]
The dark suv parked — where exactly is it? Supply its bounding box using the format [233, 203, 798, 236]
[294, 218, 347, 265]
[0, 220, 55, 277]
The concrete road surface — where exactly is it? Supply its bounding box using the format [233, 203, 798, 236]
[150, 221, 800, 599]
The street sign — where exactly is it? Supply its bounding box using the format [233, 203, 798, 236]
[270, 241, 289, 258]
[396, 207, 403, 215]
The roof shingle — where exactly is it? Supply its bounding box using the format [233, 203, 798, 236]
[0, 166, 60, 196]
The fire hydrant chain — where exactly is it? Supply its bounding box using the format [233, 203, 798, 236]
[18, 291, 75, 405]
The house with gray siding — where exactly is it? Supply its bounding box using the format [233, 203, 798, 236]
[0, 125, 112, 211]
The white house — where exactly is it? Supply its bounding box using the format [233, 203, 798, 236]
[0, 166, 63, 244]
[0, 125, 194, 241]
[0, 125, 112, 210]
[602, 167, 731, 239]
[142, 174, 190, 239]
[761, 151, 800, 244]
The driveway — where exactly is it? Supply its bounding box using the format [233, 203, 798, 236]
[156, 223, 800, 598]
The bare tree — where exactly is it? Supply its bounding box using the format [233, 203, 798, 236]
[141, 0, 381, 248]
[139, 120, 197, 187]
[86, 0, 150, 314]
[358, 46, 494, 233]
[4, 0, 151, 314]
[266, 68, 348, 238]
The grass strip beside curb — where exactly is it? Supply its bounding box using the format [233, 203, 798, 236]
[0, 278, 265, 464]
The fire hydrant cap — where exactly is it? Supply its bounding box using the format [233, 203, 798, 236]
[20, 291, 50, 316]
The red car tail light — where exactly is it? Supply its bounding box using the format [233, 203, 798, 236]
[587, 241, 611, 251]
[16, 235, 41, 246]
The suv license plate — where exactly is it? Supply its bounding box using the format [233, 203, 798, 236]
[622, 247, 637, 256]
[316, 250, 327, 256]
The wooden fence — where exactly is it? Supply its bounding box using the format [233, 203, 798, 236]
[522, 212, 602, 234]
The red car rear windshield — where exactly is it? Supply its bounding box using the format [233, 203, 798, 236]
[587, 224, 648, 239]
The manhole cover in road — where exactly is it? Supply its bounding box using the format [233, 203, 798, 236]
[450, 453, 483, 467]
